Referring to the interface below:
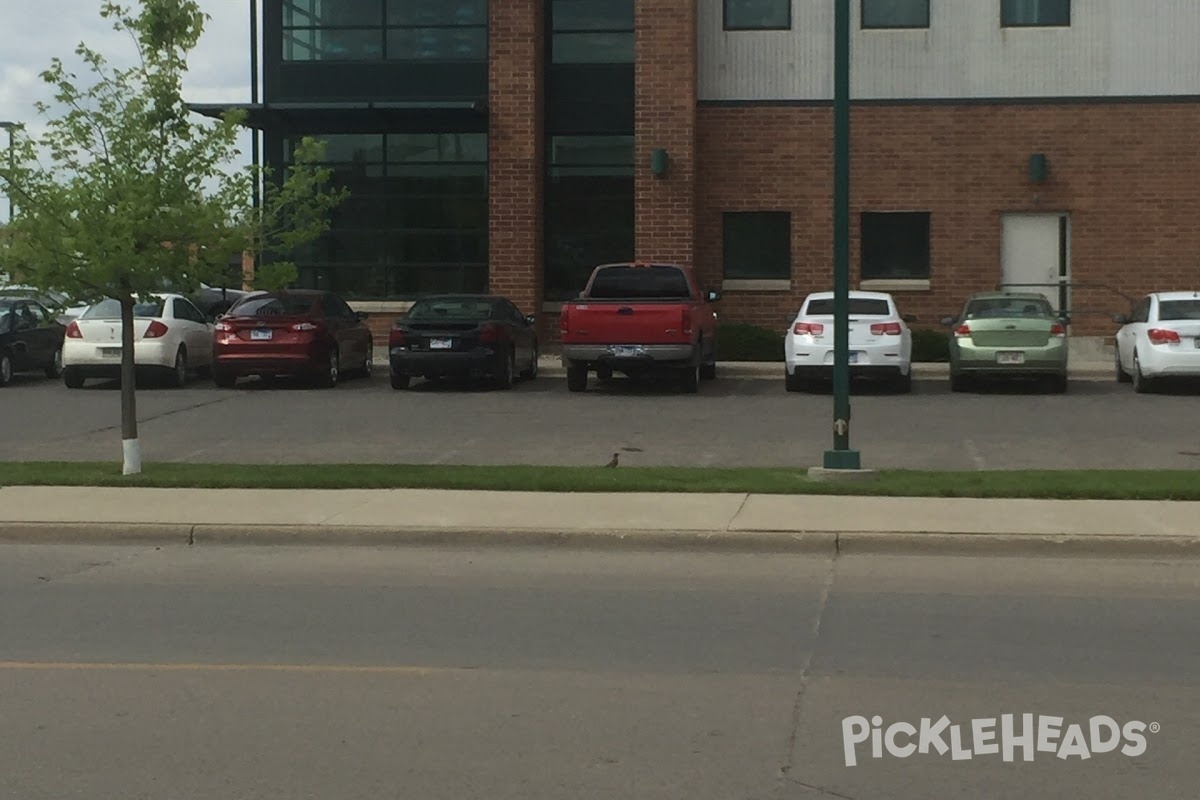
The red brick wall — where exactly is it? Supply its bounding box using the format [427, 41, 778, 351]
[696, 103, 1200, 337]
[488, 0, 544, 319]
[633, 0, 697, 266]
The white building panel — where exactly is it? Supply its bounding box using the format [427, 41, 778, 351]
[698, 0, 1200, 101]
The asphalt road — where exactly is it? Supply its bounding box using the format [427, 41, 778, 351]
[2, 369, 1200, 469]
[1, 544, 1197, 799]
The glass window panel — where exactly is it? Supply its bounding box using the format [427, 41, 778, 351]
[862, 0, 930, 28]
[550, 135, 635, 167]
[860, 212, 931, 280]
[310, 134, 385, 164]
[387, 27, 487, 60]
[387, 0, 487, 26]
[284, 0, 381, 26]
[283, 28, 383, 61]
[724, 0, 791, 30]
[722, 212, 791, 280]
[1002, 0, 1070, 26]
[545, 174, 634, 299]
[551, 0, 635, 30]
[387, 133, 487, 163]
[552, 32, 635, 63]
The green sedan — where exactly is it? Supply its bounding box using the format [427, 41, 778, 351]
[941, 292, 1070, 393]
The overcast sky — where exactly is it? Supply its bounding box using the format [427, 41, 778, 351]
[0, 0, 255, 223]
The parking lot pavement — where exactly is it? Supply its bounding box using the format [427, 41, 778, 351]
[1, 369, 1199, 470]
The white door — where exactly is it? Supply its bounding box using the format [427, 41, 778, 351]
[1001, 214, 1069, 312]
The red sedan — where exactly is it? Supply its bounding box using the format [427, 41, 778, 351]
[211, 290, 373, 388]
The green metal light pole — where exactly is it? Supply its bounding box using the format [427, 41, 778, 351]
[823, 0, 861, 470]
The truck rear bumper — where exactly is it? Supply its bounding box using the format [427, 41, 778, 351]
[561, 344, 697, 367]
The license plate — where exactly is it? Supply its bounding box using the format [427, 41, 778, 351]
[250, 329, 272, 340]
[997, 351, 1025, 365]
[611, 346, 645, 358]
[430, 338, 453, 350]
[100, 347, 121, 357]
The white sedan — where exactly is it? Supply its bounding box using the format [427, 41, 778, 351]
[62, 293, 215, 388]
[1114, 291, 1200, 393]
[785, 291, 915, 393]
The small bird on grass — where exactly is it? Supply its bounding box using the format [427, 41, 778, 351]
[605, 452, 620, 468]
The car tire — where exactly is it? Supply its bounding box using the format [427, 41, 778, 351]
[390, 372, 410, 390]
[168, 348, 187, 388]
[1050, 374, 1068, 394]
[1115, 347, 1132, 383]
[596, 365, 613, 382]
[950, 372, 969, 393]
[356, 349, 373, 379]
[62, 366, 84, 389]
[0, 351, 13, 387]
[700, 361, 717, 381]
[45, 347, 64, 379]
[520, 343, 539, 380]
[1132, 351, 1154, 394]
[495, 349, 515, 390]
[318, 348, 339, 389]
[213, 369, 236, 389]
[784, 367, 804, 393]
[896, 369, 913, 394]
[566, 362, 588, 393]
[680, 363, 700, 394]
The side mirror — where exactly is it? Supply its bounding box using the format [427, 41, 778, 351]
[706, 290, 722, 302]
[524, 314, 536, 326]
[1112, 313, 1129, 325]
[940, 316, 957, 327]
[355, 311, 369, 322]
[903, 314, 918, 323]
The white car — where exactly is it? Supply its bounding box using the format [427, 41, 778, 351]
[62, 293, 215, 388]
[785, 291, 915, 393]
[1114, 291, 1200, 393]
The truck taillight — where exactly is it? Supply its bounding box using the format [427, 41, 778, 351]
[870, 321, 903, 336]
[143, 320, 169, 338]
[388, 325, 406, 347]
[559, 305, 570, 335]
[65, 321, 82, 338]
[1148, 328, 1180, 344]
[681, 307, 693, 335]
[793, 322, 824, 335]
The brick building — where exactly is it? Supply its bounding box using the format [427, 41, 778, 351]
[197, 0, 1200, 346]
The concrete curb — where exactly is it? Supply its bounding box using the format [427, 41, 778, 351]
[3, 522, 1198, 557]
[534, 363, 1115, 381]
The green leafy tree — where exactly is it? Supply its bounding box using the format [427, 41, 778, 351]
[0, 0, 345, 474]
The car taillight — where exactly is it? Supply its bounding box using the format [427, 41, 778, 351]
[214, 321, 234, 332]
[954, 324, 971, 338]
[291, 322, 319, 332]
[388, 325, 406, 347]
[870, 322, 903, 336]
[793, 322, 825, 335]
[1148, 328, 1181, 344]
[143, 320, 169, 338]
[1050, 323, 1066, 336]
[65, 321, 82, 338]
[479, 323, 500, 344]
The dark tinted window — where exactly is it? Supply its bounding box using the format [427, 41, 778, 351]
[1002, 0, 1070, 27]
[862, 0, 930, 28]
[723, 211, 791, 280]
[232, 295, 318, 316]
[552, 0, 635, 63]
[0, 310, 11, 334]
[587, 266, 691, 299]
[861, 212, 931, 280]
[724, 0, 791, 30]
[1158, 300, 1200, 321]
[964, 297, 1054, 319]
[407, 298, 494, 321]
[83, 299, 165, 319]
[805, 299, 892, 316]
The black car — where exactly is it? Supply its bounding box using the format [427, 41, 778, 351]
[0, 298, 66, 386]
[388, 295, 539, 390]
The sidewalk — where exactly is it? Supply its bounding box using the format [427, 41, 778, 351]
[1, 487, 1196, 556]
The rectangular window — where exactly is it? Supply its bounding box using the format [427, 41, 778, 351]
[722, 212, 791, 280]
[386, 0, 488, 60]
[862, 0, 930, 29]
[545, 135, 635, 300]
[724, 0, 791, 31]
[551, 0, 635, 64]
[1001, 0, 1070, 27]
[860, 212, 931, 280]
[281, 0, 488, 62]
[285, 132, 487, 298]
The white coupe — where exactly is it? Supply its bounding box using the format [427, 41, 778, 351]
[62, 293, 215, 388]
[1114, 291, 1200, 393]
[785, 291, 916, 393]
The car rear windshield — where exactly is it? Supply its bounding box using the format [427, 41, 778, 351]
[805, 299, 891, 316]
[82, 299, 165, 319]
[232, 295, 316, 316]
[1158, 300, 1200, 321]
[407, 299, 494, 321]
[965, 298, 1053, 319]
[588, 267, 691, 300]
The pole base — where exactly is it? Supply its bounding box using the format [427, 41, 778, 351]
[822, 449, 862, 471]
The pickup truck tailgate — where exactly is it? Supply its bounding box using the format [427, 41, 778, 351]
[563, 302, 692, 345]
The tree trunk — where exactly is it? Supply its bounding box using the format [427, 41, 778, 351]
[120, 290, 141, 475]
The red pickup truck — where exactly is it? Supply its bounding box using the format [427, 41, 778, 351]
[558, 262, 721, 393]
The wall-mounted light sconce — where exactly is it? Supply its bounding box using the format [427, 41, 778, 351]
[1028, 153, 1048, 184]
[650, 148, 669, 177]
